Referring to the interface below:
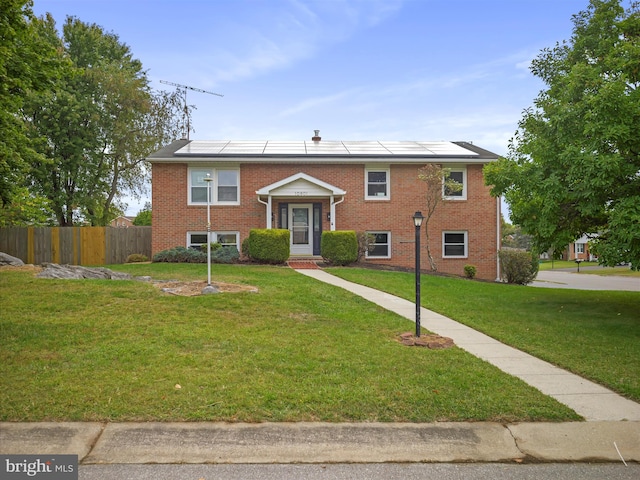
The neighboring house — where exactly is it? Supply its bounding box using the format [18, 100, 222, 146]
[564, 234, 597, 261]
[147, 133, 502, 280]
[111, 216, 135, 228]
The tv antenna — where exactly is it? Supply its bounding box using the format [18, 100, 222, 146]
[160, 80, 223, 140]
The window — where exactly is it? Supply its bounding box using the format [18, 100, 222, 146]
[365, 232, 391, 258]
[187, 232, 239, 250]
[189, 167, 239, 205]
[365, 167, 390, 199]
[575, 243, 585, 254]
[443, 167, 466, 200]
[443, 231, 467, 258]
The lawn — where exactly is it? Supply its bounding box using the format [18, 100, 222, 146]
[327, 267, 640, 402]
[0, 264, 581, 423]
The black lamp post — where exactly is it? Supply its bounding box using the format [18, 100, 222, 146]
[413, 211, 424, 337]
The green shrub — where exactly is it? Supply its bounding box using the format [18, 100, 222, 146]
[498, 249, 539, 285]
[463, 264, 477, 279]
[248, 229, 290, 264]
[200, 242, 222, 253]
[356, 232, 375, 261]
[321, 230, 358, 266]
[152, 246, 207, 263]
[241, 237, 251, 259]
[211, 246, 240, 264]
[125, 253, 148, 263]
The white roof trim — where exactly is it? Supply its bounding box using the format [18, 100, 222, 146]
[256, 172, 346, 196]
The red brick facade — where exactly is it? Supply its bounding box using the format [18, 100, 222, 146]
[151, 158, 500, 280]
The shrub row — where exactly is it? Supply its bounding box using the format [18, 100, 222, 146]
[152, 245, 239, 264]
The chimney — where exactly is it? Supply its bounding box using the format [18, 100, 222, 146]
[311, 130, 321, 142]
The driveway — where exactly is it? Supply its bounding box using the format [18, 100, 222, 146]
[531, 270, 640, 291]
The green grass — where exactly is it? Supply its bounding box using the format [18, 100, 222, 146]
[327, 267, 640, 402]
[0, 264, 580, 423]
[538, 260, 599, 270]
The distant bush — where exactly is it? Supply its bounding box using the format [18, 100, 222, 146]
[125, 253, 148, 263]
[499, 249, 539, 285]
[321, 230, 358, 266]
[463, 264, 477, 279]
[247, 229, 289, 264]
[153, 246, 206, 263]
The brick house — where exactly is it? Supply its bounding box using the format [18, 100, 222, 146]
[147, 134, 501, 280]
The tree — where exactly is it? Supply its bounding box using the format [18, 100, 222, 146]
[133, 202, 152, 226]
[417, 164, 463, 270]
[24, 16, 183, 226]
[484, 0, 640, 268]
[0, 0, 59, 209]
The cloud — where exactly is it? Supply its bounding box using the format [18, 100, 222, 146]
[202, 0, 404, 84]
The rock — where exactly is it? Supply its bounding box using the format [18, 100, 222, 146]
[0, 252, 24, 267]
[36, 263, 133, 280]
[201, 285, 220, 294]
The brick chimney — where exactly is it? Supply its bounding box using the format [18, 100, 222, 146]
[311, 130, 321, 142]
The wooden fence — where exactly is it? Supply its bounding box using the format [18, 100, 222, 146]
[0, 226, 151, 265]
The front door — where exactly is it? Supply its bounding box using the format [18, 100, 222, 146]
[289, 204, 313, 255]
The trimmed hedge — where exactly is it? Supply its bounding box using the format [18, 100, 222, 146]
[499, 249, 539, 285]
[321, 230, 358, 266]
[247, 229, 290, 264]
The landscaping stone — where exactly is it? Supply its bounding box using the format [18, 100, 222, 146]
[0, 252, 24, 266]
[36, 263, 133, 280]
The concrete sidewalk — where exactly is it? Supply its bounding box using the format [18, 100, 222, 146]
[1, 421, 638, 464]
[297, 269, 640, 422]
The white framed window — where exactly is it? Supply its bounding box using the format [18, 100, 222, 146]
[443, 166, 467, 200]
[442, 231, 467, 258]
[365, 231, 391, 259]
[187, 231, 240, 250]
[189, 167, 239, 205]
[365, 167, 390, 200]
[575, 243, 585, 254]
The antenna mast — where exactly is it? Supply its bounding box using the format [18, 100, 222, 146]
[160, 80, 223, 140]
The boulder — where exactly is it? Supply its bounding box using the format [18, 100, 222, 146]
[0, 252, 24, 267]
[36, 263, 133, 280]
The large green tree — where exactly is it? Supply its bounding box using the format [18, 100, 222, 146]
[0, 0, 58, 209]
[484, 0, 640, 268]
[24, 16, 182, 226]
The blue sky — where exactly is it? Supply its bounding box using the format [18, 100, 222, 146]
[32, 0, 594, 214]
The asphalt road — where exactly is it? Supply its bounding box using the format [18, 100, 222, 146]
[531, 270, 639, 291]
[79, 463, 640, 480]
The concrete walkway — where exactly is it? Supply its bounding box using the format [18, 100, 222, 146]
[297, 269, 640, 422]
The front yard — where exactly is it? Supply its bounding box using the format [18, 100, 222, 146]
[1, 263, 637, 422]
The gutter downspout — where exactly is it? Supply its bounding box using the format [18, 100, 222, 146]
[257, 195, 272, 228]
[330, 195, 345, 231]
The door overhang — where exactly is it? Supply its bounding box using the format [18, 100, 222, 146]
[256, 173, 346, 230]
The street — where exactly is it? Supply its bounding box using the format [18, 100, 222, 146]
[80, 463, 639, 480]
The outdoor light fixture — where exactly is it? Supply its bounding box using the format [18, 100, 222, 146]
[204, 173, 214, 287]
[412, 211, 424, 337]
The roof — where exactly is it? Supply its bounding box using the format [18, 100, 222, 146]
[147, 139, 499, 164]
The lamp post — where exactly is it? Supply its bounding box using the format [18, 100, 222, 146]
[204, 173, 214, 286]
[412, 211, 424, 337]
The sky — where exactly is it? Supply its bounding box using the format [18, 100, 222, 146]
[31, 0, 595, 215]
